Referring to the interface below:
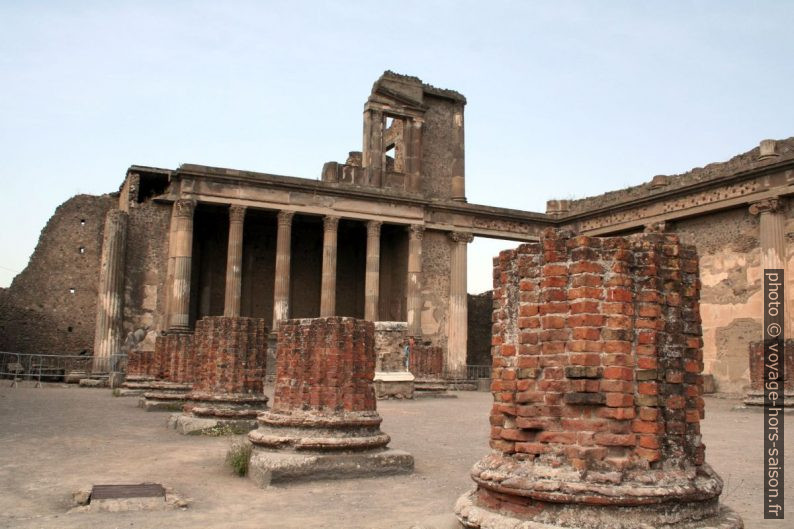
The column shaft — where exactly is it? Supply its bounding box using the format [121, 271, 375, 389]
[364, 221, 382, 321]
[406, 225, 424, 336]
[320, 216, 340, 317]
[447, 232, 473, 378]
[93, 209, 128, 371]
[751, 198, 789, 337]
[272, 211, 294, 330]
[169, 199, 196, 332]
[223, 205, 246, 317]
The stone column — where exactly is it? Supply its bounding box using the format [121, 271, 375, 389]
[224, 205, 246, 317]
[272, 210, 294, 330]
[320, 216, 340, 317]
[406, 225, 424, 336]
[447, 232, 473, 378]
[750, 198, 789, 337]
[364, 220, 382, 321]
[93, 209, 128, 371]
[169, 199, 196, 332]
[405, 118, 423, 193]
[362, 109, 384, 187]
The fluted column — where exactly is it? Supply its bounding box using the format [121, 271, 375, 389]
[447, 231, 473, 378]
[223, 205, 246, 317]
[320, 216, 340, 317]
[406, 225, 424, 336]
[364, 221, 382, 321]
[750, 198, 789, 337]
[93, 209, 128, 371]
[169, 199, 196, 332]
[272, 210, 294, 330]
[362, 109, 384, 187]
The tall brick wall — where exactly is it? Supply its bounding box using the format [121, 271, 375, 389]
[490, 229, 705, 469]
[0, 194, 114, 355]
[273, 317, 375, 412]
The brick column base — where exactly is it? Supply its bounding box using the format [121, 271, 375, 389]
[246, 317, 413, 486]
[132, 333, 193, 407]
[172, 317, 269, 435]
[454, 229, 742, 529]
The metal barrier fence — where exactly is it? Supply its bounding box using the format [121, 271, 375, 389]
[442, 364, 492, 381]
[0, 352, 127, 387]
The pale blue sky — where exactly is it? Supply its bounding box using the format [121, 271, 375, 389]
[1, 1, 793, 293]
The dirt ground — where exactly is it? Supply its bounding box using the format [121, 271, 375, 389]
[0, 384, 791, 529]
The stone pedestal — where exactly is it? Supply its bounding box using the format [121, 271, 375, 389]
[172, 317, 268, 434]
[373, 321, 414, 399]
[744, 340, 794, 407]
[247, 317, 413, 486]
[455, 230, 742, 529]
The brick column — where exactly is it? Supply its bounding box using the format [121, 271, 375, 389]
[169, 199, 196, 332]
[223, 205, 246, 317]
[364, 220, 382, 321]
[406, 225, 424, 336]
[246, 317, 413, 486]
[272, 210, 293, 330]
[173, 316, 269, 434]
[447, 231, 473, 377]
[750, 197, 790, 338]
[320, 215, 339, 317]
[454, 229, 742, 529]
[93, 209, 128, 371]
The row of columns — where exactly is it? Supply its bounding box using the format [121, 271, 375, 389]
[164, 202, 470, 341]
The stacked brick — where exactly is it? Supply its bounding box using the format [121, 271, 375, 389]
[157, 333, 195, 383]
[247, 317, 413, 485]
[250, 317, 389, 450]
[409, 339, 444, 378]
[126, 350, 156, 378]
[455, 229, 741, 529]
[272, 317, 376, 413]
[181, 316, 269, 421]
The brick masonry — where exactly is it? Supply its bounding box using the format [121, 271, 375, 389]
[273, 317, 376, 412]
[409, 338, 444, 378]
[455, 229, 742, 529]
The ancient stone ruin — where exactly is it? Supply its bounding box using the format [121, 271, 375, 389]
[247, 317, 413, 486]
[171, 316, 269, 434]
[455, 229, 743, 529]
[372, 321, 415, 399]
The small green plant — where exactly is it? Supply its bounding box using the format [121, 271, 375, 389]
[226, 438, 252, 477]
[112, 388, 121, 397]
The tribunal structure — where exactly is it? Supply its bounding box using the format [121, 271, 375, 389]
[0, 72, 792, 393]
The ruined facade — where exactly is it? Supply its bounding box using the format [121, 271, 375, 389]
[0, 72, 791, 393]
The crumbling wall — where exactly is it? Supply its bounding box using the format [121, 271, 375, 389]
[671, 207, 762, 392]
[0, 194, 114, 354]
[122, 198, 171, 350]
[420, 95, 464, 201]
[467, 291, 493, 366]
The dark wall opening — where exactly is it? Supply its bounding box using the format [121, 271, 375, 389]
[289, 215, 323, 318]
[240, 209, 277, 322]
[378, 224, 407, 322]
[190, 205, 229, 327]
[336, 219, 366, 317]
